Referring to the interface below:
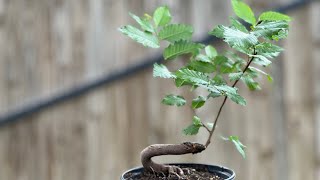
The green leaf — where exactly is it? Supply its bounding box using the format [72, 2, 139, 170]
[153, 63, 176, 79]
[229, 136, 246, 158]
[255, 42, 283, 59]
[208, 91, 222, 98]
[183, 116, 202, 135]
[162, 94, 186, 107]
[207, 123, 214, 129]
[163, 41, 204, 60]
[229, 72, 243, 81]
[210, 25, 258, 51]
[175, 78, 192, 87]
[118, 25, 160, 48]
[253, 21, 289, 40]
[212, 74, 226, 85]
[205, 45, 218, 59]
[241, 75, 261, 91]
[215, 85, 246, 105]
[192, 96, 206, 109]
[249, 66, 273, 82]
[195, 54, 212, 63]
[129, 12, 154, 33]
[175, 68, 210, 86]
[258, 11, 291, 22]
[189, 61, 215, 73]
[231, 0, 256, 25]
[158, 24, 193, 42]
[153, 6, 171, 27]
[230, 17, 248, 33]
[251, 54, 272, 66]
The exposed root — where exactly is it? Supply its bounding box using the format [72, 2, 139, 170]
[140, 142, 206, 176]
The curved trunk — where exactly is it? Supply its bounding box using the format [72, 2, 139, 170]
[140, 142, 206, 175]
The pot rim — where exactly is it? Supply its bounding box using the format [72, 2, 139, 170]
[121, 163, 236, 180]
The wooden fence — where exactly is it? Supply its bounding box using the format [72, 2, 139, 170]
[0, 0, 319, 179]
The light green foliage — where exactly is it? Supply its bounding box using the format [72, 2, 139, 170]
[120, 2, 290, 157]
[222, 135, 246, 158]
[162, 94, 186, 107]
[159, 24, 193, 42]
[192, 96, 206, 109]
[153, 6, 171, 27]
[163, 41, 204, 60]
[118, 25, 159, 48]
[231, 0, 256, 25]
[153, 63, 176, 79]
[258, 11, 292, 22]
[183, 116, 203, 135]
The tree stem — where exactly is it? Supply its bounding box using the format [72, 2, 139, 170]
[205, 53, 256, 147]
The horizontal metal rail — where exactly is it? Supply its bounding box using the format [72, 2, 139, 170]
[0, 0, 313, 126]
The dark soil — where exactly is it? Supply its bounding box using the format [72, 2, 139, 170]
[124, 164, 222, 180]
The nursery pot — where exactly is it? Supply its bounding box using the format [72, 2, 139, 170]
[121, 163, 235, 180]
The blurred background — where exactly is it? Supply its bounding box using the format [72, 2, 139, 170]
[0, 0, 319, 179]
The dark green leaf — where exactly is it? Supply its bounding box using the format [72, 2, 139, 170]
[158, 24, 193, 42]
[153, 63, 176, 78]
[118, 25, 160, 48]
[241, 75, 261, 90]
[258, 11, 291, 22]
[192, 96, 206, 109]
[163, 41, 204, 60]
[153, 6, 171, 27]
[215, 85, 246, 105]
[129, 12, 154, 33]
[231, 0, 256, 25]
[175, 68, 210, 86]
[230, 17, 248, 33]
[189, 61, 215, 73]
[183, 116, 202, 135]
[162, 94, 186, 106]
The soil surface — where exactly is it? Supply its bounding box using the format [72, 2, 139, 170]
[124, 164, 222, 180]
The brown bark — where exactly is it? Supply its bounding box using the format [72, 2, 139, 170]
[140, 142, 205, 175]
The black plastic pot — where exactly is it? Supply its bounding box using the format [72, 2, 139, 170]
[121, 163, 235, 179]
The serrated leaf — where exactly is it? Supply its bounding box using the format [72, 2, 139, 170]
[153, 63, 176, 78]
[153, 6, 171, 27]
[230, 17, 248, 33]
[231, 0, 256, 25]
[215, 85, 246, 105]
[158, 24, 193, 42]
[164, 41, 204, 60]
[205, 45, 218, 59]
[189, 61, 215, 73]
[183, 116, 202, 135]
[210, 25, 258, 51]
[229, 136, 246, 158]
[258, 11, 291, 22]
[162, 94, 186, 107]
[118, 25, 160, 48]
[253, 21, 289, 40]
[192, 96, 206, 109]
[255, 42, 283, 59]
[175, 68, 210, 86]
[241, 75, 261, 90]
[229, 72, 243, 81]
[251, 54, 272, 66]
[129, 12, 154, 33]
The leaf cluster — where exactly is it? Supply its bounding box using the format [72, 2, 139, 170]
[119, 0, 291, 158]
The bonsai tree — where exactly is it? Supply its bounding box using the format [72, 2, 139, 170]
[119, 0, 291, 178]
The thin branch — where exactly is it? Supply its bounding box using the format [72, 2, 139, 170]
[205, 51, 256, 147]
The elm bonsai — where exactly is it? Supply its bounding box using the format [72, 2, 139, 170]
[119, 0, 291, 179]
